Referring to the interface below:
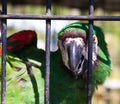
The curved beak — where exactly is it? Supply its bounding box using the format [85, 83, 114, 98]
[67, 40, 85, 76]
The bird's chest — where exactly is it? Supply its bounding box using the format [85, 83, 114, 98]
[50, 59, 87, 104]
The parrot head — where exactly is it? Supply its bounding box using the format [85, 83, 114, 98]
[58, 22, 98, 77]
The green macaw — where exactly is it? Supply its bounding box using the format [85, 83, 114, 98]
[0, 22, 111, 104]
[20, 22, 111, 104]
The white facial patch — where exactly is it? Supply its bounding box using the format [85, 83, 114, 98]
[58, 35, 98, 76]
[64, 38, 85, 48]
[58, 37, 86, 71]
[58, 39, 70, 69]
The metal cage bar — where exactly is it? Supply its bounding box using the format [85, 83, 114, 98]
[87, 0, 94, 104]
[45, 0, 51, 104]
[0, 15, 120, 20]
[1, 0, 7, 104]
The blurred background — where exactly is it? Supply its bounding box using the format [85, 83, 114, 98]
[0, 0, 120, 104]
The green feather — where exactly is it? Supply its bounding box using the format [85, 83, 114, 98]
[0, 22, 111, 104]
[58, 22, 96, 38]
[20, 47, 89, 104]
[58, 22, 111, 87]
[20, 30, 111, 103]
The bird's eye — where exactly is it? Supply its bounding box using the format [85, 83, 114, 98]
[93, 35, 97, 44]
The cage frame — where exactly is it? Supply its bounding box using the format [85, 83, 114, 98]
[0, 0, 120, 104]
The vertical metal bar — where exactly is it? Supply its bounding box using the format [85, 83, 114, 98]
[87, 0, 94, 104]
[45, 0, 51, 104]
[1, 0, 7, 104]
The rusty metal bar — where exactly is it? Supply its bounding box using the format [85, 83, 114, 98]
[1, 0, 7, 104]
[45, 0, 51, 104]
[0, 14, 120, 21]
[87, 0, 94, 104]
